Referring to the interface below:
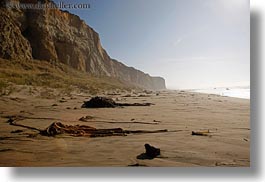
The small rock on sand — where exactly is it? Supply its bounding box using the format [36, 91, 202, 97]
[137, 144, 161, 160]
[145, 144, 160, 158]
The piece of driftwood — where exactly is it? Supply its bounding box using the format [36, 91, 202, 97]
[191, 130, 210, 136]
[81, 96, 153, 108]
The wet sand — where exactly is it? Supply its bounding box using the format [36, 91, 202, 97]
[0, 87, 250, 167]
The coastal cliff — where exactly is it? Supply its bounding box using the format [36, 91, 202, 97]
[0, 0, 166, 90]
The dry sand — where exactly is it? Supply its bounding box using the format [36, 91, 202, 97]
[0, 87, 250, 167]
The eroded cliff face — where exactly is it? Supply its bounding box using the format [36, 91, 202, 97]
[0, 7, 32, 61]
[0, 0, 166, 90]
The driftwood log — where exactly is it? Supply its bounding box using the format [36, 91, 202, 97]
[191, 130, 210, 136]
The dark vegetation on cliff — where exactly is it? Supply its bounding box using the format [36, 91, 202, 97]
[0, 58, 135, 95]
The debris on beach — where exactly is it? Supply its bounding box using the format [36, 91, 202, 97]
[243, 138, 249, 142]
[117, 102, 153, 107]
[41, 122, 167, 137]
[145, 144, 160, 158]
[138, 94, 151, 97]
[128, 163, 147, 167]
[123, 94, 133, 97]
[11, 129, 23, 133]
[79, 115, 95, 122]
[59, 99, 67, 103]
[7, 116, 167, 138]
[81, 96, 153, 108]
[82, 97, 116, 108]
[40, 122, 126, 137]
[137, 144, 161, 160]
[191, 130, 210, 136]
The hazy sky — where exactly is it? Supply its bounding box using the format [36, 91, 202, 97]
[54, 0, 250, 89]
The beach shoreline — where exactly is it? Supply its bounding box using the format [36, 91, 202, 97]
[189, 87, 250, 100]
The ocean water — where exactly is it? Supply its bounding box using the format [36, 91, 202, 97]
[192, 87, 250, 99]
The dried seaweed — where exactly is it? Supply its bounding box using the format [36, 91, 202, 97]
[41, 122, 168, 137]
[7, 116, 168, 138]
[82, 96, 153, 108]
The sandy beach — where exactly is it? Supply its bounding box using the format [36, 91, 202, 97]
[0, 87, 250, 167]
